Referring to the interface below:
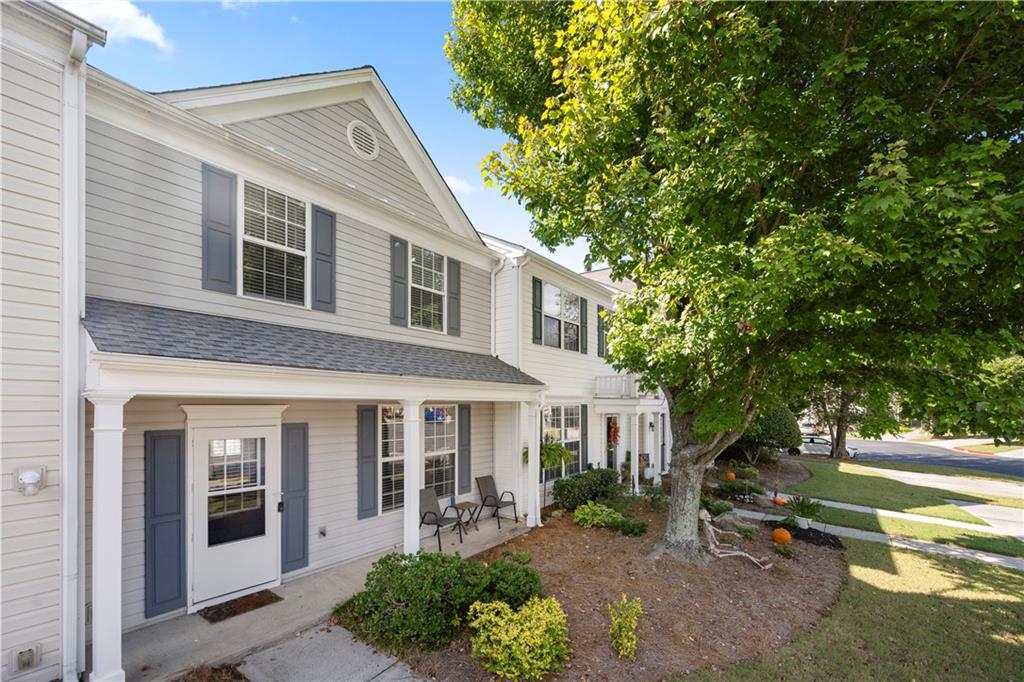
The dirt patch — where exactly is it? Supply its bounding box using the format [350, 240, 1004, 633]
[175, 663, 247, 682]
[406, 502, 846, 681]
[755, 457, 811, 492]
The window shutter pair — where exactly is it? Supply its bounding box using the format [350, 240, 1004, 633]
[200, 163, 336, 310]
[597, 304, 606, 357]
[389, 236, 460, 335]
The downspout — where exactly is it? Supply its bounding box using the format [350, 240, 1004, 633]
[61, 28, 90, 682]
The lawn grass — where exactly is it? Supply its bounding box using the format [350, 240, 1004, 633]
[787, 461, 989, 524]
[856, 459, 1024, 483]
[817, 507, 1024, 558]
[686, 539, 1024, 680]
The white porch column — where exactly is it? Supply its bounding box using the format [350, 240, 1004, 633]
[402, 399, 423, 553]
[85, 392, 132, 682]
[629, 412, 640, 494]
[524, 401, 542, 527]
[653, 412, 662, 485]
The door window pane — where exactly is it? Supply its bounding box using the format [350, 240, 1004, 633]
[207, 437, 266, 547]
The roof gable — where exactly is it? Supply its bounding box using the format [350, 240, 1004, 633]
[156, 68, 481, 243]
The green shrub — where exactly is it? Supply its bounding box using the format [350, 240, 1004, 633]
[606, 594, 642, 660]
[607, 517, 648, 536]
[468, 597, 571, 680]
[487, 552, 542, 609]
[787, 495, 824, 520]
[640, 484, 668, 511]
[574, 500, 622, 528]
[553, 468, 622, 510]
[700, 494, 734, 517]
[347, 551, 490, 650]
[720, 461, 760, 480]
[714, 479, 765, 500]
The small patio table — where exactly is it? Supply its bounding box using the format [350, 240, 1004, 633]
[454, 501, 481, 532]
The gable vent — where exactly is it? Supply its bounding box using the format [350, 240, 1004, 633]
[347, 120, 380, 160]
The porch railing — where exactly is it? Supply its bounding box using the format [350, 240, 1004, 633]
[594, 374, 658, 399]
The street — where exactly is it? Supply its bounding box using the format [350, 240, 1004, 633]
[849, 438, 1024, 478]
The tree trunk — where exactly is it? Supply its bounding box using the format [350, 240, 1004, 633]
[830, 389, 852, 458]
[659, 458, 707, 563]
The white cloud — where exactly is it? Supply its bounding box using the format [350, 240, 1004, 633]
[221, 0, 260, 9]
[56, 0, 171, 53]
[290, 15, 300, 24]
[444, 175, 479, 195]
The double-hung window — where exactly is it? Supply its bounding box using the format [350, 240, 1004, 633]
[423, 405, 457, 497]
[380, 406, 405, 512]
[542, 283, 581, 351]
[242, 181, 308, 306]
[542, 404, 582, 482]
[410, 245, 445, 332]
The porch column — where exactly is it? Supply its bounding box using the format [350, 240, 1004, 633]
[85, 392, 132, 682]
[629, 412, 640, 494]
[653, 412, 662, 486]
[402, 399, 423, 553]
[523, 401, 542, 527]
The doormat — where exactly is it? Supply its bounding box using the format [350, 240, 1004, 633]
[198, 589, 283, 624]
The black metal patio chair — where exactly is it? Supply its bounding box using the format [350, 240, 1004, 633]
[476, 475, 518, 529]
[419, 488, 464, 552]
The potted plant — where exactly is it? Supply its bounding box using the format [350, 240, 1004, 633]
[786, 495, 824, 529]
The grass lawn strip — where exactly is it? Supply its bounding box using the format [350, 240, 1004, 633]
[816, 507, 1024, 558]
[855, 459, 1024, 483]
[685, 539, 1024, 681]
[787, 460, 991, 525]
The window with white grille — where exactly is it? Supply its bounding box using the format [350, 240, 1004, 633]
[542, 282, 581, 351]
[380, 406, 405, 512]
[423, 405, 456, 497]
[410, 245, 445, 332]
[242, 180, 308, 305]
[542, 405, 582, 482]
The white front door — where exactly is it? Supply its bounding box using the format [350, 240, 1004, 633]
[192, 426, 280, 608]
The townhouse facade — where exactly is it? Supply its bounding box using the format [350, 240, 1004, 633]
[0, 3, 669, 681]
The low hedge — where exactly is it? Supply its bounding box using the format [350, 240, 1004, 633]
[552, 468, 622, 510]
[469, 597, 571, 680]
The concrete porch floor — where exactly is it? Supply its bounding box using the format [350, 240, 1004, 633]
[121, 515, 529, 681]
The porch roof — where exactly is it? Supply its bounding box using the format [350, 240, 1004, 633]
[84, 297, 544, 387]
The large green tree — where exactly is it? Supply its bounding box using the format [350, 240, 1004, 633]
[447, 1, 1024, 561]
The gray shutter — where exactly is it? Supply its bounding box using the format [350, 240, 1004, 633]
[390, 237, 409, 327]
[311, 207, 336, 313]
[580, 297, 588, 354]
[597, 305, 606, 357]
[281, 423, 309, 573]
[580, 404, 589, 472]
[144, 430, 186, 618]
[458, 404, 471, 494]
[201, 164, 237, 294]
[531, 277, 543, 344]
[357, 405, 378, 519]
[447, 258, 461, 337]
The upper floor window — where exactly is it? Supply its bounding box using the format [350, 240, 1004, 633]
[410, 245, 445, 332]
[543, 283, 581, 351]
[242, 181, 308, 306]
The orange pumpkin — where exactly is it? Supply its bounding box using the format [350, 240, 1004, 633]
[725, 471, 737, 481]
[772, 528, 793, 545]
[774, 496, 788, 506]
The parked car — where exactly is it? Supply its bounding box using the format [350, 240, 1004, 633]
[787, 435, 857, 458]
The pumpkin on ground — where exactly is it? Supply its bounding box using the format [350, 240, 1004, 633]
[771, 528, 793, 545]
[774, 496, 788, 506]
[725, 471, 737, 481]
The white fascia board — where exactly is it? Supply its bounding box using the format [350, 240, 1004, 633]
[156, 67, 485, 247]
[85, 69, 497, 270]
[86, 351, 546, 404]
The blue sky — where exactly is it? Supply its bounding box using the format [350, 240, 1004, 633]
[64, 0, 590, 271]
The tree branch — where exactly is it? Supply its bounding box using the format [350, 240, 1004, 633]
[926, 19, 987, 117]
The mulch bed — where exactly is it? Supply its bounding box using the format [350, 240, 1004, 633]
[405, 501, 847, 681]
[198, 589, 282, 624]
[754, 456, 811, 491]
[175, 664, 247, 682]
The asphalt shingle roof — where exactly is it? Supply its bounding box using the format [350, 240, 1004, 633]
[84, 298, 544, 387]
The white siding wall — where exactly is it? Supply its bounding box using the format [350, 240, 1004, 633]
[228, 101, 447, 231]
[0, 9, 69, 680]
[84, 116, 492, 355]
[493, 263, 516, 361]
[84, 398, 498, 631]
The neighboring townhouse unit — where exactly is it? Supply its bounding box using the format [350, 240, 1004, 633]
[1, 3, 105, 681]
[483, 234, 671, 501]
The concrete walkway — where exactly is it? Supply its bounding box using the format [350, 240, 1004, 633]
[734, 509, 1024, 572]
[239, 624, 423, 682]
[775, 492, 1023, 537]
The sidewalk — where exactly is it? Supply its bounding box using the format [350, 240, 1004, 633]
[734, 508, 1024, 573]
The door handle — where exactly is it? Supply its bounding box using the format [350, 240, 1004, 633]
[277, 500, 284, 513]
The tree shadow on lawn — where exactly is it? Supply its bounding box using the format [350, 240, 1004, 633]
[787, 460, 996, 524]
[688, 539, 1024, 681]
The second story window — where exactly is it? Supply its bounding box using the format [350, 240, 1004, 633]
[543, 283, 581, 351]
[242, 181, 308, 306]
[410, 245, 445, 332]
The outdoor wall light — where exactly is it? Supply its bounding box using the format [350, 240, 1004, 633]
[649, 421, 655, 432]
[15, 467, 47, 496]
